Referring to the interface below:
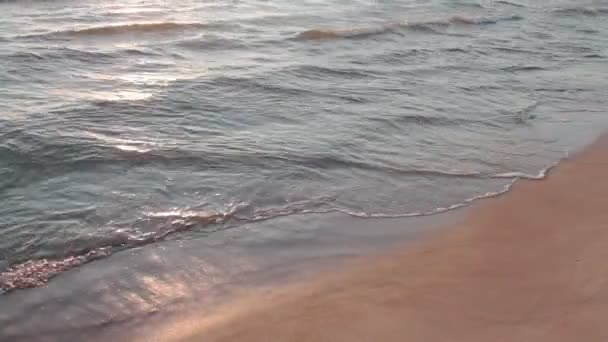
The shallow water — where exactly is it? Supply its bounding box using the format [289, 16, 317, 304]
[1, 0, 607, 298]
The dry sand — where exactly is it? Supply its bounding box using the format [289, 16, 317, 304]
[154, 135, 608, 342]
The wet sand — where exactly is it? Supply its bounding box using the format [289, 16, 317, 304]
[155, 134, 608, 342]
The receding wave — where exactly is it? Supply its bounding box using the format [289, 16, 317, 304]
[0, 160, 560, 293]
[336, 163, 560, 219]
[26, 22, 211, 38]
[295, 15, 523, 40]
[339, 181, 517, 219]
[0, 249, 110, 293]
[0, 208, 237, 293]
[0, 199, 334, 293]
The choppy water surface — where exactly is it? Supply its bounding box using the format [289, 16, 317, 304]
[1, 0, 607, 293]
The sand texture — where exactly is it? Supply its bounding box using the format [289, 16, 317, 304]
[159, 135, 608, 342]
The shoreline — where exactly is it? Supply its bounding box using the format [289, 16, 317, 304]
[0, 192, 460, 342]
[0, 135, 603, 341]
[153, 133, 608, 342]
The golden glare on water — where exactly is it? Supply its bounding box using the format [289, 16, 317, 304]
[51, 88, 154, 102]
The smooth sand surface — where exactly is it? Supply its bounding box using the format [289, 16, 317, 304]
[155, 135, 608, 342]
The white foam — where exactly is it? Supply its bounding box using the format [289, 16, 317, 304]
[492, 162, 559, 180]
[335, 179, 518, 219]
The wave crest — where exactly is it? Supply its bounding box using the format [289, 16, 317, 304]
[68, 22, 207, 36]
[25, 22, 210, 39]
[553, 7, 608, 17]
[295, 15, 522, 40]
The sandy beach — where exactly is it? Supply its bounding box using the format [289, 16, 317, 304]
[149, 134, 608, 342]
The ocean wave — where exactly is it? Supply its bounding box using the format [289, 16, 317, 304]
[496, 0, 526, 7]
[337, 181, 516, 218]
[338, 163, 559, 219]
[287, 65, 375, 79]
[174, 35, 246, 51]
[491, 160, 559, 181]
[23, 22, 212, 39]
[501, 65, 546, 72]
[0, 207, 240, 293]
[0, 199, 309, 293]
[3, 47, 159, 66]
[0, 131, 526, 187]
[3, 48, 112, 64]
[295, 15, 523, 40]
[54, 46, 159, 60]
[0, 249, 110, 292]
[2, 51, 45, 61]
[367, 114, 503, 129]
[584, 53, 604, 59]
[553, 7, 608, 17]
[492, 171, 545, 180]
[0, 160, 558, 293]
